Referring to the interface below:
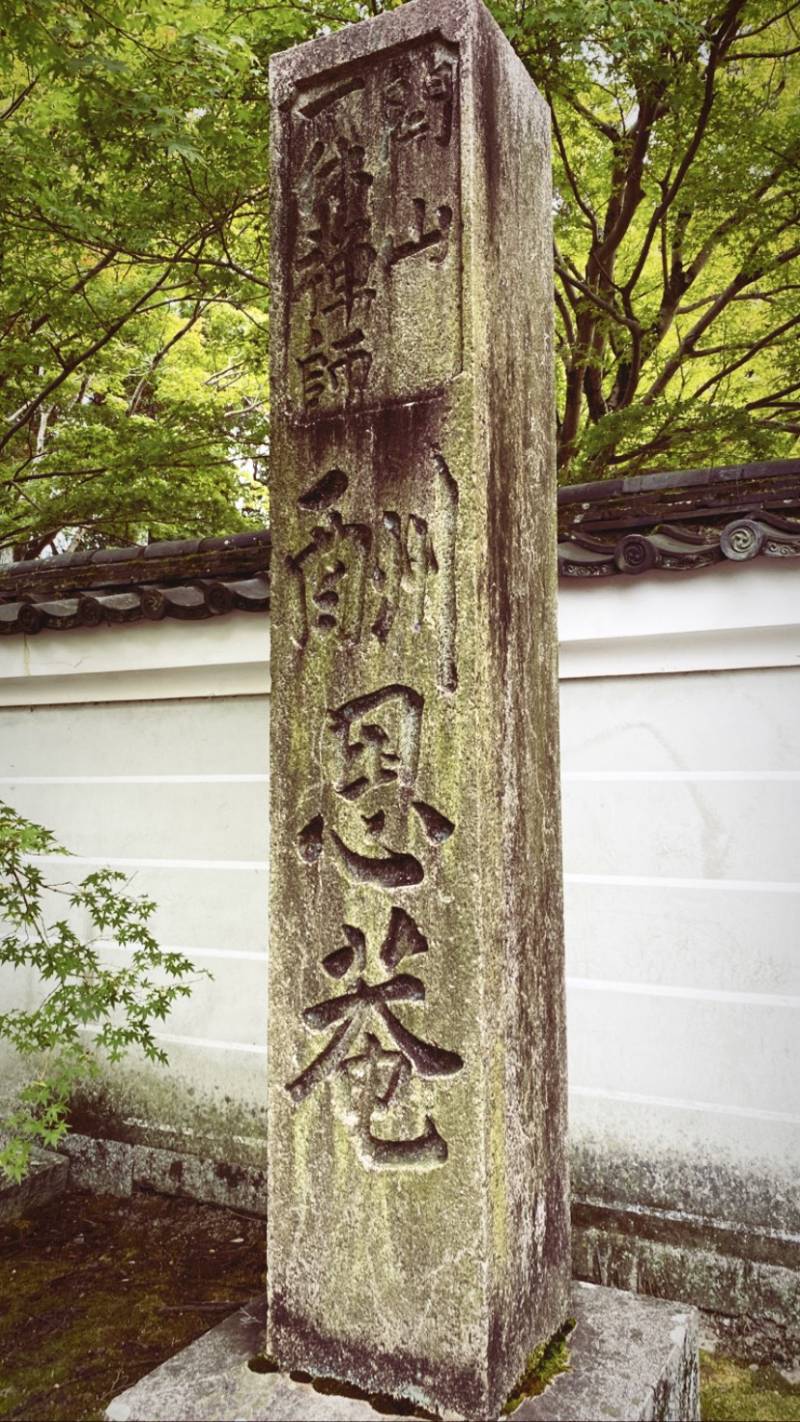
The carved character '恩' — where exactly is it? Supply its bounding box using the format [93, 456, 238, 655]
[297, 685, 454, 888]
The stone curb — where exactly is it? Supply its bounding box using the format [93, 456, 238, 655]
[0, 1148, 69, 1225]
[57, 1133, 267, 1215]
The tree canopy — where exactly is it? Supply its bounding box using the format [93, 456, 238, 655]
[0, 0, 797, 556]
[502, 0, 800, 479]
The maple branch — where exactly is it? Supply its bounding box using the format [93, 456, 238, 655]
[0, 268, 176, 455]
[641, 238, 800, 404]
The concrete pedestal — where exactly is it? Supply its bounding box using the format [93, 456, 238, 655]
[104, 1282, 699, 1422]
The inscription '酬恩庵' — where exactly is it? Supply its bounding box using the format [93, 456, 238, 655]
[285, 38, 461, 414]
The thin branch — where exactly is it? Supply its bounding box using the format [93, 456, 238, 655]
[677, 280, 800, 315]
[722, 42, 800, 58]
[746, 380, 800, 410]
[641, 238, 800, 404]
[561, 92, 619, 144]
[126, 302, 205, 415]
[10, 466, 108, 486]
[554, 288, 575, 348]
[0, 78, 38, 124]
[0, 267, 177, 456]
[729, 1, 800, 39]
[755, 418, 800, 434]
[691, 311, 800, 400]
[0, 250, 118, 350]
[554, 262, 639, 329]
[624, 0, 748, 298]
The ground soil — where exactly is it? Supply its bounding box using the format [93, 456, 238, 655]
[0, 1190, 265, 1422]
[1, 1188, 799, 1422]
[700, 1352, 800, 1422]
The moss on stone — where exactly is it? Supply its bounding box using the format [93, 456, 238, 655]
[502, 1316, 576, 1414]
[700, 1350, 800, 1422]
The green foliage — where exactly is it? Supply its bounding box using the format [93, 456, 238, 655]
[0, 0, 285, 556]
[0, 800, 207, 1183]
[491, 0, 800, 477]
[0, 0, 797, 552]
[502, 1317, 576, 1413]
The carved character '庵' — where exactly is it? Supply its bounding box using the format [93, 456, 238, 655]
[286, 910, 463, 1168]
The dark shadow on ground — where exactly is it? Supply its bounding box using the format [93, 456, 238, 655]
[0, 1190, 265, 1421]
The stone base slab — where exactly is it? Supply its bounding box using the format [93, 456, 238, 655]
[104, 1282, 699, 1422]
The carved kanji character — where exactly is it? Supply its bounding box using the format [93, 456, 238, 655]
[381, 49, 455, 149]
[383, 198, 452, 270]
[287, 509, 371, 647]
[297, 686, 455, 888]
[292, 129, 377, 407]
[423, 54, 454, 146]
[286, 911, 463, 1168]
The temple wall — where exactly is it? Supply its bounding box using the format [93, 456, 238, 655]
[1, 558, 798, 1236]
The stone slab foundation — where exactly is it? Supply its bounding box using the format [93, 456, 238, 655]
[103, 1283, 698, 1422]
[0, 1147, 69, 1225]
[58, 1132, 267, 1217]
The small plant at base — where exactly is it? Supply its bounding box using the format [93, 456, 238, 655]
[0, 800, 209, 1183]
[502, 1318, 576, 1415]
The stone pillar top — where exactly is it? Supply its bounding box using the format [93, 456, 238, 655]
[270, 0, 483, 96]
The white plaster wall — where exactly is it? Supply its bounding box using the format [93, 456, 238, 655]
[1, 557, 798, 1223]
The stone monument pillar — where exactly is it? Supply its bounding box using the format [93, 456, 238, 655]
[268, 1, 569, 1415]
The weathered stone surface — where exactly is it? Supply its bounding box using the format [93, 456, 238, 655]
[0, 1148, 69, 1224]
[104, 1297, 412, 1422]
[572, 1200, 800, 1349]
[570, 1136, 800, 1239]
[103, 1284, 699, 1421]
[132, 1144, 268, 1216]
[268, 1, 569, 1417]
[59, 1132, 134, 1197]
[513, 1283, 699, 1422]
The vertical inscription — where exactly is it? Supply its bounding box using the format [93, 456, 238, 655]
[286, 39, 462, 413]
[286, 461, 457, 685]
[286, 908, 463, 1169]
[290, 666, 462, 1165]
[282, 43, 463, 1167]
